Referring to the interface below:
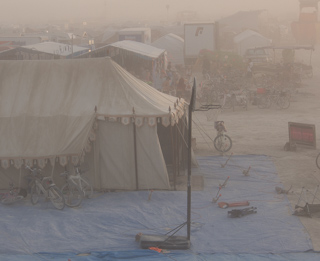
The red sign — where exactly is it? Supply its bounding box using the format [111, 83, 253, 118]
[288, 122, 316, 148]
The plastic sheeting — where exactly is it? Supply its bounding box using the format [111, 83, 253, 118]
[1, 251, 320, 261]
[0, 155, 313, 258]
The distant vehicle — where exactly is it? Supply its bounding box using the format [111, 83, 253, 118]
[243, 48, 271, 64]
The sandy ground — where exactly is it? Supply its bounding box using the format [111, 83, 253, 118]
[191, 69, 320, 251]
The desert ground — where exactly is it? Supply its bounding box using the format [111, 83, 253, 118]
[191, 68, 320, 251]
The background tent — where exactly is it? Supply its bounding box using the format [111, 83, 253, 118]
[234, 29, 272, 56]
[151, 33, 185, 66]
[0, 57, 187, 190]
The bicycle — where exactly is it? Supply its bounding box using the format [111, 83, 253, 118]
[61, 165, 93, 202]
[213, 121, 232, 153]
[26, 165, 65, 210]
[60, 168, 84, 208]
[223, 90, 248, 111]
[258, 88, 290, 109]
[0, 183, 25, 205]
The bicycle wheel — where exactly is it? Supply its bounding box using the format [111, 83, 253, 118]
[214, 134, 232, 153]
[80, 176, 93, 198]
[1, 195, 24, 205]
[278, 96, 290, 109]
[316, 153, 320, 169]
[61, 183, 83, 208]
[48, 186, 65, 210]
[30, 184, 42, 205]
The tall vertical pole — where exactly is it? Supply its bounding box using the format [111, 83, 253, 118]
[187, 78, 196, 240]
[133, 107, 139, 190]
[71, 34, 74, 59]
[169, 107, 176, 190]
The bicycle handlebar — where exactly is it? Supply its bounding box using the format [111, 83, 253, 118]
[25, 165, 42, 175]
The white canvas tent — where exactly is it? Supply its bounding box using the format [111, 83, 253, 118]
[0, 57, 187, 190]
[151, 33, 185, 66]
[234, 29, 272, 56]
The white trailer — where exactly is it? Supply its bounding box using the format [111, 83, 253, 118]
[184, 23, 217, 63]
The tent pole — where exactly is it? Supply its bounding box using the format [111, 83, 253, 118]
[176, 120, 180, 177]
[187, 78, 196, 240]
[133, 108, 139, 190]
[169, 108, 176, 190]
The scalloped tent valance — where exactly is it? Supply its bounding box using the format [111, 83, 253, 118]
[0, 57, 187, 169]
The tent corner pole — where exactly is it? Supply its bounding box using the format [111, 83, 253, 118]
[132, 108, 139, 190]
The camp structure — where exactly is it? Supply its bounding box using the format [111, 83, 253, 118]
[0, 57, 188, 191]
[151, 33, 185, 66]
[233, 29, 272, 56]
[77, 40, 166, 91]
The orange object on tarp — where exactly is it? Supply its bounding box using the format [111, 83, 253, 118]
[149, 247, 162, 253]
[257, 88, 266, 94]
[218, 201, 250, 209]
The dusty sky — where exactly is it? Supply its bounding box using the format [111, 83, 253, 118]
[0, 0, 299, 24]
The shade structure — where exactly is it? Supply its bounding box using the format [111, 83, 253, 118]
[151, 33, 185, 65]
[0, 57, 186, 190]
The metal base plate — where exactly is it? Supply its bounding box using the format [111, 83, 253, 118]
[139, 234, 190, 250]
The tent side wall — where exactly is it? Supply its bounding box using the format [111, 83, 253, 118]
[93, 119, 170, 190]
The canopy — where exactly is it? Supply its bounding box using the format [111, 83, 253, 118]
[151, 33, 185, 65]
[233, 29, 272, 56]
[0, 57, 185, 169]
[108, 40, 165, 59]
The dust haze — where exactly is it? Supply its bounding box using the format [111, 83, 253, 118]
[0, 0, 297, 24]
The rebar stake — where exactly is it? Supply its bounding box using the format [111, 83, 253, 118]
[221, 153, 233, 168]
[219, 176, 230, 188]
[243, 166, 251, 176]
[212, 193, 222, 203]
[148, 190, 154, 201]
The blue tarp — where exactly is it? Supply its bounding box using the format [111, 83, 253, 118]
[1, 251, 320, 261]
[0, 155, 314, 260]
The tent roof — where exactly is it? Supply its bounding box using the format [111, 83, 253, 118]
[108, 40, 165, 59]
[219, 10, 264, 26]
[152, 33, 184, 46]
[151, 33, 184, 65]
[234, 29, 269, 43]
[22, 41, 89, 56]
[0, 57, 185, 165]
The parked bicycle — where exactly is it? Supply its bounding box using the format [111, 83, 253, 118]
[60, 165, 93, 208]
[223, 90, 248, 111]
[0, 183, 25, 205]
[213, 121, 232, 153]
[26, 165, 65, 210]
[258, 88, 290, 109]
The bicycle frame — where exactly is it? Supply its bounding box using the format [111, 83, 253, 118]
[34, 177, 57, 199]
[61, 167, 92, 198]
